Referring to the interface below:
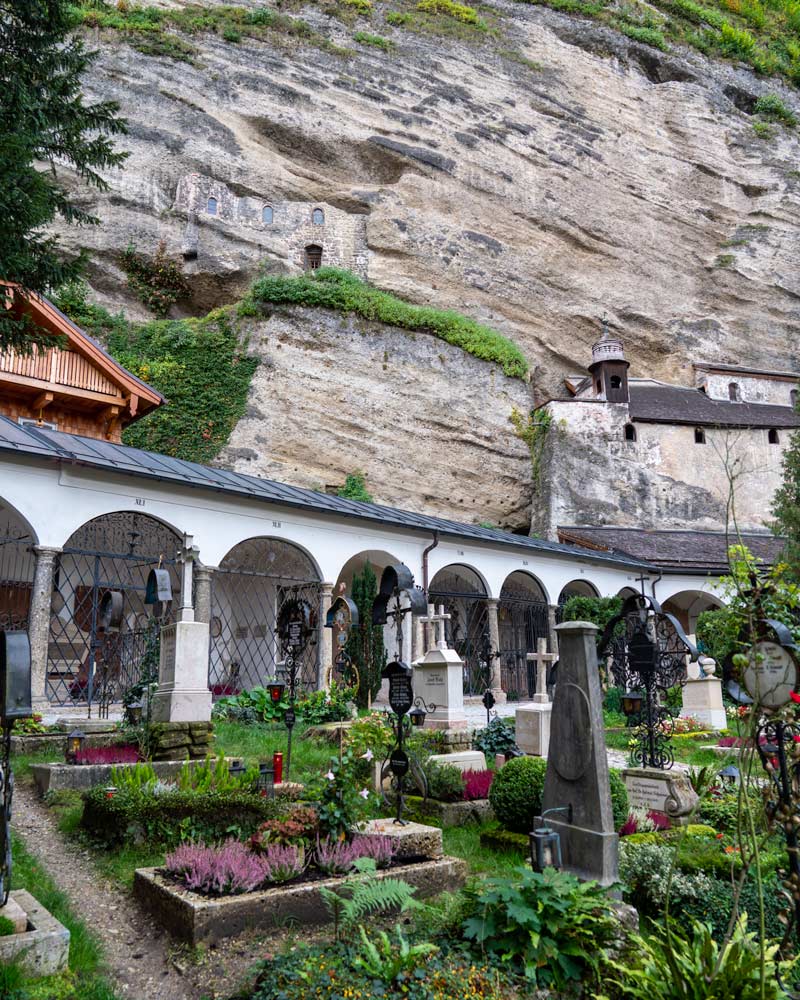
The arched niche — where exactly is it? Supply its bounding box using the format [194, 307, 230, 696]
[0, 497, 39, 634]
[660, 590, 723, 638]
[50, 511, 183, 708]
[498, 570, 551, 699]
[429, 564, 489, 694]
[557, 578, 600, 604]
[211, 537, 322, 695]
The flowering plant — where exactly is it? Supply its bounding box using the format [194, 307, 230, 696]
[463, 768, 494, 801]
[165, 839, 305, 894]
[249, 805, 319, 850]
[75, 744, 140, 765]
[314, 748, 376, 840]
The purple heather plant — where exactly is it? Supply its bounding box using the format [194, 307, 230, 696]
[260, 843, 306, 883]
[165, 840, 271, 895]
[350, 834, 395, 870]
[315, 835, 362, 875]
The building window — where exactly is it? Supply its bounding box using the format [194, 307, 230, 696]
[312, 208, 325, 225]
[694, 427, 706, 444]
[610, 375, 622, 389]
[262, 205, 273, 224]
[769, 428, 780, 444]
[728, 382, 740, 401]
[305, 244, 323, 270]
[624, 423, 636, 442]
[791, 388, 798, 409]
[207, 197, 218, 216]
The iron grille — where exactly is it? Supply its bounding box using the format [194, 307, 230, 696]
[498, 584, 550, 699]
[47, 512, 180, 708]
[0, 522, 35, 632]
[209, 539, 321, 695]
[429, 569, 489, 695]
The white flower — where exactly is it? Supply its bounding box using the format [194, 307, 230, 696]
[359, 788, 369, 799]
[325, 770, 335, 781]
[361, 749, 374, 762]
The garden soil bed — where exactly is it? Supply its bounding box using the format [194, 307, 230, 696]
[134, 855, 468, 944]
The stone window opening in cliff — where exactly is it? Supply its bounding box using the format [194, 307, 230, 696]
[728, 382, 740, 402]
[262, 206, 273, 225]
[305, 244, 323, 270]
[695, 427, 706, 444]
[769, 428, 780, 444]
[312, 208, 325, 225]
[624, 423, 637, 442]
[791, 389, 798, 409]
[207, 197, 218, 216]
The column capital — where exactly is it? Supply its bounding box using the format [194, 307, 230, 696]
[320, 581, 335, 595]
[194, 564, 217, 578]
[33, 545, 62, 559]
[486, 596, 499, 608]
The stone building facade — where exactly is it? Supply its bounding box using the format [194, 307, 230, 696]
[532, 329, 800, 541]
[174, 174, 368, 277]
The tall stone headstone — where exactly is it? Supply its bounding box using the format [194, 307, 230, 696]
[411, 605, 467, 730]
[681, 655, 726, 730]
[541, 621, 618, 886]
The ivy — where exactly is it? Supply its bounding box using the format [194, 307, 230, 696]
[120, 241, 190, 318]
[509, 406, 551, 488]
[242, 267, 529, 379]
[337, 472, 373, 502]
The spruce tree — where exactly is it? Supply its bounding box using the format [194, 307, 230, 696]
[0, 0, 127, 350]
[772, 397, 800, 575]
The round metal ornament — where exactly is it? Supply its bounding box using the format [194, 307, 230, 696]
[743, 639, 800, 711]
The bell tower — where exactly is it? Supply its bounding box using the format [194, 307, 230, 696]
[588, 319, 629, 403]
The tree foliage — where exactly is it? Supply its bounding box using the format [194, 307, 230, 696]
[0, 0, 127, 350]
[772, 398, 800, 578]
[346, 561, 387, 707]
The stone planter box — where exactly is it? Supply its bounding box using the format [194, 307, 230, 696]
[10, 731, 121, 755]
[32, 757, 226, 796]
[406, 795, 494, 826]
[0, 891, 70, 977]
[134, 856, 467, 944]
[699, 744, 744, 757]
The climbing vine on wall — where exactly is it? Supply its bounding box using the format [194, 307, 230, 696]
[120, 241, 190, 318]
[509, 407, 552, 490]
[53, 282, 257, 465]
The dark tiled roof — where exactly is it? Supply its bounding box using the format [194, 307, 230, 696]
[0, 416, 653, 571]
[558, 525, 787, 573]
[628, 381, 800, 429]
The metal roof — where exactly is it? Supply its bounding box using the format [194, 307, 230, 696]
[628, 381, 800, 429]
[0, 416, 653, 571]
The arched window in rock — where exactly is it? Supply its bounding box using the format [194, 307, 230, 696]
[312, 208, 325, 225]
[207, 197, 218, 216]
[262, 205, 273, 224]
[769, 428, 780, 444]
[695, 427, 706, 444]
[305, 244, 323, 270]
[624, 423, 637, 442]
[728, 382, 740, 402]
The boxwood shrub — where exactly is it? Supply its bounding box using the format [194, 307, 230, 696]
[81, 787, 286, 847]
[489, 757, 547, 833]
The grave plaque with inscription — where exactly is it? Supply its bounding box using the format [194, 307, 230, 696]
[385, 661, 414, 717]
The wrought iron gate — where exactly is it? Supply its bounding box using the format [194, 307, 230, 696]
[498, 583, 550, 699]
[48, 513, 180, 708]
[0, 522, 35, 633]
[429, 568, 489, 695]
[209, 539, 321, 695]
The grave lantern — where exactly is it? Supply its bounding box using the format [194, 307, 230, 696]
[621, 690, 643, 717]
[268, 682, 286, 704]
[529, 805, 572, 873]
[409, 705, 426, 728]
[258, 763, 275, 798]
[66, 729, 86, 764]
[482, 687, 496, 728]
[719, 764, 740, 786]
[0, 631, 32, 722]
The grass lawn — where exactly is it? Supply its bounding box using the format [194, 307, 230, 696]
[1, 834, 120, 1000]
[214, 720, 335, 783]
[443, 822, 527, 878]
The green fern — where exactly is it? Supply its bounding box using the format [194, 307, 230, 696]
[319, 858, 420, 940]
[353, 925, 438, 979]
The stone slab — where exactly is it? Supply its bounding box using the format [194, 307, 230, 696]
[406, 795, 494, 827]
[358, 818, 443, 859]
[681, 677, 726, 731]
[548, 818, 619, 889]
[0, 895, 28, 934]
[0, 891, 70, 977]
[515, 702, 552, 756]
[623, 767, 699, 825]
[134, 856, 467, 944]
[56, 718, 116, 734]
[428, 750, 487, 773]
[32, 757, 230, 797]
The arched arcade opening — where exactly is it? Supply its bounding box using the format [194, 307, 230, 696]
[0, 499, 37, 633]
[661, 590, 723, 637]
[499, 571, 550, 699]
[429, 564, 489, 695]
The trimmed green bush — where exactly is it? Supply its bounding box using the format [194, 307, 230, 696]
[489, 756, 547, 833]
[243, 268, 529, 378]
[609, 769, 629, 830]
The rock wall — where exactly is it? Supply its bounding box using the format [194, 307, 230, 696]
[216, 306, 534, 530]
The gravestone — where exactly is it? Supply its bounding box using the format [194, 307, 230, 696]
[411, 605, 467, 730]
[516, 639, 556, 756]
[681, 655, 726, 730]
[540, 621, 618, 886]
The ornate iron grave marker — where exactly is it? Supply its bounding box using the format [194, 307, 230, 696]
[0, 630, 32, 905]
[276, 595, 315, 781]
[325, 590, 360, 690]
[598, 591, 696, 770]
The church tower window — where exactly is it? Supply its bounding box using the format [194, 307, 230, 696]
[624, 423, 636, 442]
[769, 428, 780, 444]
[694, 427, 706, 444]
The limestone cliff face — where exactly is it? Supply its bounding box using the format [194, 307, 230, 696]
[56, 0, 800, 524]
[217, 306, 534, 530]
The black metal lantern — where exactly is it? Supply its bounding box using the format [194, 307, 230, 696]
[228, 760, 246, 780]
[127, 699, 144, 725]
[0, 631, 32, 722]
[482, 687, 496, 728]
[66, 729, 86, 764]
[409, 705, 426, 728]
[529, 805, 572, 872]
[621, 690, 643, 717]
[258, 763, 275, 798]
[268, 682, 286, 704]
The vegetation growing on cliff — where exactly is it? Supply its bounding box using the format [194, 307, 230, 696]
[53, 282, 257, 464]
[242, 268, 529, 378]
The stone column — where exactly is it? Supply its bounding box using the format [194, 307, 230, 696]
[318, 583, 334, 690]
[29, 547, 61, 711]
[486, 598, 506, 703]
[194, 564, 215, 624]
[547, 605, 560, 658]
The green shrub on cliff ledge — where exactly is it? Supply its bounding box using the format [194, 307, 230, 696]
[243, 268, 528, 378]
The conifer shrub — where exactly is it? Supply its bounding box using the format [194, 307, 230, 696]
[488, 756, 547, 832]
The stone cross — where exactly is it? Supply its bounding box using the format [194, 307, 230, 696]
[527, 637, 556, 704]
[177, 534, 199, 623]
[419, 603, 451, 652]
